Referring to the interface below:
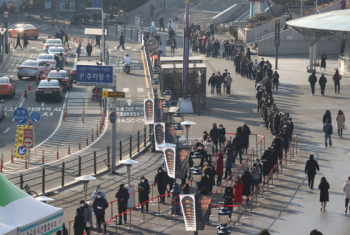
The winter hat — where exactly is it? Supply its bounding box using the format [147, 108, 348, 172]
[158, 167, 163, 171]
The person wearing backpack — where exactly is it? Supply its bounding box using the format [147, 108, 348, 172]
[323, 119, 333, 147]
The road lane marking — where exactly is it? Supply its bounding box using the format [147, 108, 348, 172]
[123, 88, 129, 92]
[41, 103, 45, 107]
[140, 48, 150, 89]
[3, 128, 10, 133]
[137, 88, 143, 92]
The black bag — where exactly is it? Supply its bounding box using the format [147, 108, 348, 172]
[166, 39, 171, 46]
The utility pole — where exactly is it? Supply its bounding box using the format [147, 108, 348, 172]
[182, 0, 190, 99]
[111, 75, 117, 173]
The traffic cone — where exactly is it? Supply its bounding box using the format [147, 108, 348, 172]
[28, 82, 31, 91]
[24, 88, 28, 98]
[41, 73, 46, 80]
[42, 67, 45, 75]
[35, 73, 39, 84]
[48, 66, 51, 73]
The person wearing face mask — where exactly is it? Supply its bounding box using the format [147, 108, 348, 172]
[115, 184, 129, 225]
[92, 186, 107, 199]
[268, 104, 280, 135]
[215, 152, 224, 186]
[138, 176, 150, 213]
[79, 200, 92, 234]
[256, 88, 263, 112]
[210, 123, 219, 154]
[73, 208, 85, 235]
[93, 192, 108, 232]
[272, 71, 280, 91]
[218, 124, 226, 149]
[154, 167, 169, 204]
[255, 67, 263, 87]
[252, 60, 259, 80]
[232, 133, 244, 164]
[280, 128, 290, 155]
[288, 118, 294, 140]
[198, 171, 212, 194]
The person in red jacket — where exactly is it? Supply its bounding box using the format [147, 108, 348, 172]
[333, 70, 342, 94]
[233, 175, 244, 204]
[215, 152, 224, 186]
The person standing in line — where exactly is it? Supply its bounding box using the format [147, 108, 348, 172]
[79, 200, 92, 233]
[210, 123, 219, 154]
[318, 73, 327, 96]
[323, 110, 331, 125]
[115, 184, 129, 225]
[224, 73, 232, 96]
[333, 69, 342, 94]
[215, 152, 224, 186]
[218, 124, 226, 149]
[343, 176, 350, 213]
[241, 168, 253, 204]
[308, 71, 317, 95]
[233, 176, 244, 205]
[93, 192, 108, 232]
[73, 208, 85, 235]
[86, 42, 92, 56]
[250, 163, 261, 193]
[323, 119, 333, 147]
[159, 15, 165, 32]
[223, 187, 234, 221]
[305, 154, 320, 189]
[224, 143, 233, 179]
[272, 71, 279, 91]
[233, 133, 244, 164]
[336, 110, 346, 138]
[320, 52, 327, 70]
[138, 176, 150, 213]
[241, 124, 251, 154]
[92, 185, 106, 199]
[15, 33, 22, 49]
[154, 167, 168, 204]
[318, 177, 330, 211]
[117, 32, 125, 50]
[208, 73, 217, 96]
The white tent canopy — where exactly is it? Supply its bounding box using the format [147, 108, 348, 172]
[0, 173, 63, 235]
[0, 222, 17, 235]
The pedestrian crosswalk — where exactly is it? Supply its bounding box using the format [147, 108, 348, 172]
[116, 111, 144, 117]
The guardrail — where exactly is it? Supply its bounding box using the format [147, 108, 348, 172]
[7, 125, 152, 194]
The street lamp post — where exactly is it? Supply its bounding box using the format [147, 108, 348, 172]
[75, 175, 97, 202]
[171, 123, 183, 215]
[181, 121, 196, 145]
[217, 207, 231, 234]
[86, 7, 105, 62]
[190, 152, 203, 235]
[151, 78, 160, 152]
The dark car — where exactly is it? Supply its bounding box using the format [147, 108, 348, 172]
[48, 69, 73, 90]
[35, 79, 63, 102]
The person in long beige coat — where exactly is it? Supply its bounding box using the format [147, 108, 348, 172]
[336, 110, 346, 138]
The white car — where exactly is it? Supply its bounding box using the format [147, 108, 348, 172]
[48, 47, 67, 64]
[36, 54, 57, 69]
[17, 60, 50, 80]
[44, 39, 63, 51]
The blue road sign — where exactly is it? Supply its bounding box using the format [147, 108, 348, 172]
[92, 0, 102, 7]
[14, 107, 29, 124]
[17, 146, 27, 156]
[76, 65, 114, 87]
[110, 112, 117, 123]
[30, 112, 41, 123]
[148, 25, 156, 32]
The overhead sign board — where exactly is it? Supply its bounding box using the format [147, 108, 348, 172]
[76, 65, 114, 87]
[14, 107, 29, 124]
[102, 91, 125, 98]
[14, 125, 33, 158]
[92, 0, 101, 7]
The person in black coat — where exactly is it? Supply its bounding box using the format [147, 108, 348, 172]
[261, 149, 273, 181]
[210, 123, 219, 153]
[154, 167, 168, 203]
[224, 142, 233, 179]
[318, 177, 330, 211]
[305, 154, 320, 189]
[23, 31, 29, 49]
[272, 71, 279, 91]
[308, 71, 317, 95]
[198, 172, 212, 194]
[241, 168, 253, 203]
[138, 176, 150, 213]
[94, 35, 101, 48]
[93, 192, 109, 232]
[208, 74, 217, 96]
[223, 186, 234, 220]
[272, 135, 284, 166]
[323, 110, 331, 124]
[242, 124, 251, 154]
[86, 43, 92, 56]
[320, 51, 327, 71]
[318, 73, 327, 96]
[115, 184, 129, 225]
[218, 124, 226, 149]
[117, 32, 125, 50]
[274, 113, 281, 135]
[73, 208, 85, 235]
[15, 33, 22, 49]
[280, 128, 290, 155]
[233, 133, 244, 164]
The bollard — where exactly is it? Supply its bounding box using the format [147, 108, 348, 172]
[68, 221, 71, 235]
[35, 73, 39, 84]
[57, 145, 59, 159]
[79, 136, 81, 150]
[0, 154, 3, 172]
[129, 209, 132, 230]
[92, 128, 94, 142]
[156, 196, 162, 215]
[11, 149, 13, 163]
[25, 158, 28, 169]
[96, 124, 99, 137]
[86, 132, 89, 145]
[270, 173, 275, 188]
[82, 112, 84, 123]
[24, 88, 28, 98]
[236, 205, 242, 225]
[28, 82, 31, 91]
[68, 141, 71, 155]
[243, 201, 248, 219]
[42, 150, 44, 164]
[111, 201, 113, 220]
[115, 217, 118, 234]
[285, 153, 288, 170]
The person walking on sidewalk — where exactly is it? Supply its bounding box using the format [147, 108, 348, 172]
[117, 32, 125, 50]
[94, 35, 100, 48]
[159, 15, 165, 32]
[218, 124, 226, 149]
[210, 123, 220, 154]
[336, 110, 346, 138]
[323, 110, 331, 125]
[318, 177, 330, 211]
[15, 33, 22, 49]
[138, 176, 150, 213]
[333, 69, 342, 94]
[309, 71, 317, 95]
[154, 167, 168, 204]
[93, 192, 108, 232]
[343, 176, 350, 213]
[76, 43, 81, 61]
[224, 73, 232, 96]
[272, 71, 279, 91]
[208, 73, 217, 96]
[305, 154, 320, 189]
[216, 71, 223, 96]
[323, 119, 333, 147]
[115, 184, 129, 225]
[319, 73, 327, 96]
[242, 124, 251, 154]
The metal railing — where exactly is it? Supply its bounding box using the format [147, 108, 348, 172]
[7, 125, 152, 194]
